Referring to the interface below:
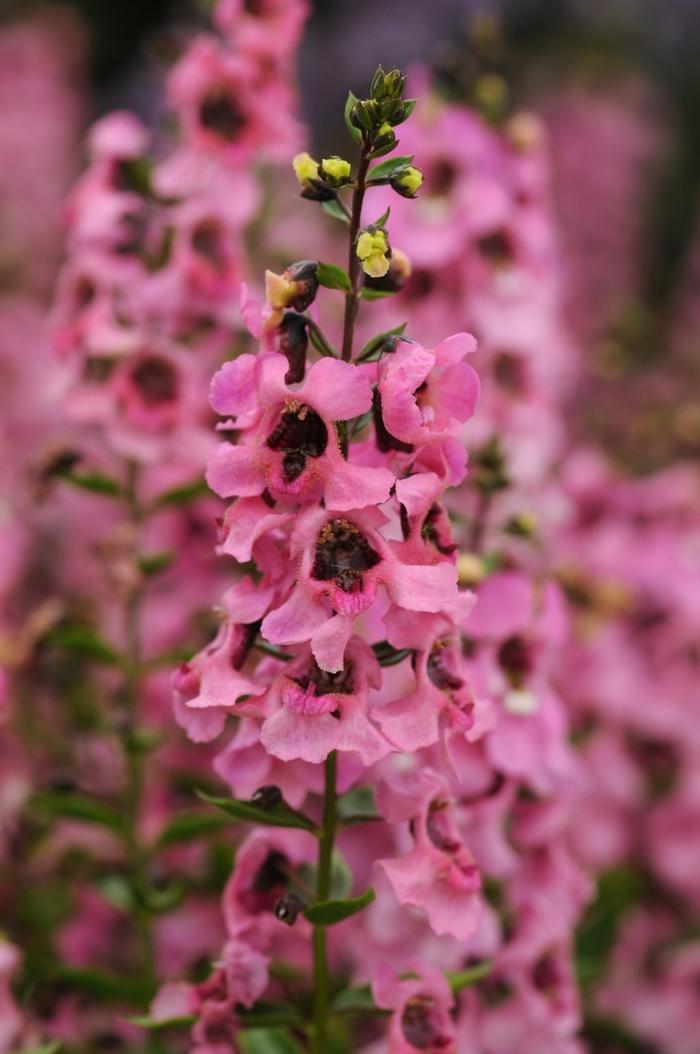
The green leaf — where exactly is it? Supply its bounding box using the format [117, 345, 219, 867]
[369, 139, 398, 160]
[198, 791, 317, 834]
[372, 640, 412, 667]
[344, 91, 362, 144]
[316, 262, 352, 292]
[128, 1014, 195, 1032]
[372, 206, 391, 229]
[367, 154, 414, 182]
[138, 551, 174, 576]
[57, 468, 122, 497]
[34, 791, 125, 833]
[153, 479, 210, 507]
[157, 810, 230, 847]
[303, 887, 375, 925]
[448, 960, 492, 992]
[337, 786, 380, 828]
[576, 866, 645, 993]
[357, 323, 406, 362]
[360, 287, 395, 301]
[239, 1029, 304, 1054]
[238, 1003, 305, 1029]
[95, 874, 135, 912]
[321, 199, 350, 224]
[48, 965, 155, 1003]
[44, 624, 120, 665]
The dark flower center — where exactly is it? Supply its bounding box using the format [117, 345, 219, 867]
[401, 994, 451, 1050]
[426, 801, 461, 853]
[295, 657, 355, 696]
[199, 87, 247, 141]
[373, 389, 414, 454]
[497, 635, 533, 686]
[230, 620, 261, 671]
[428, 157, 458, 197]
[129, 355, 179, 406]
[476, 228, 515, 266]
[493, 351, 527, 393]
[266, 404, 328, 483]
[427, 641, 464, 692]
[191, 218, 226, 268]
[421, 504, 456, 556]
[312, 518, 380, 594]
[239, 849, 290, 915]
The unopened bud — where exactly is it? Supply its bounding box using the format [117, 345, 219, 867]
[252, 785, 283, 810]
[274, 892, 304, 926]
[292, 151, 336, 202]
[364, 246, 411, 293]
[390, 165, 423, 198]
[277, 312, 308, 384]
[320, 155, 352, 187]
[265, 261, 319, 321]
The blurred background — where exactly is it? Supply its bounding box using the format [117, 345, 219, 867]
[3, 0, 700, 472]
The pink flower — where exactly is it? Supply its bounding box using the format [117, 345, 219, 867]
[261, 506, 457, 672]
[173, 578, 274, 742]
[372, 961, 457, 1053]
[207, 352, 394, 510]
[377, 333, 479, 447]
[377, 770, 483, 941]
[394, 472, 457, 565]
[260, 636, 391, 764]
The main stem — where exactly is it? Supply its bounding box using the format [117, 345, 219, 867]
[311, 750, 338, 1052]
[312, 140, 368, 1048]
[341, 144, 371, 362]
[122, 461, 153, 980]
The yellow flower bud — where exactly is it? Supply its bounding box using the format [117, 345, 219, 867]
[356, 229, 390, 278]
[391, 165, 423, 198]
[265, 269, 296, 311]
[320, 155, 352, 185]
[292, 152, 320, 186]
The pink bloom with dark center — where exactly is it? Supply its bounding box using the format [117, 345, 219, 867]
[372, 961, 457, 1053]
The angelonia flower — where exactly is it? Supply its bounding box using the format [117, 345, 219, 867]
[161, 63, 590, 1054]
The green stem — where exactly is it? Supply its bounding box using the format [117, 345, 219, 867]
[311, 750, 338, 1052]
[121, 461, 154, 980]
[341, 146, 372, 362]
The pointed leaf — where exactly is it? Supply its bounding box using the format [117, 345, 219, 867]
[448, 960, 492, 992]
[357, 323, 406, 362]
[57, 469, 122, 497]
[34, 791, 125, 833]
[316, 262, 352, 292]
[238, 1003, 305, 1029]
[367, 154, 414, 182]
[321, 199, 350, 224]
[128, 1014, 195, 1032]
[157, 810, 231, 847]
[360, 287, 395, 301]
[303, 887, 375, 925]
[198, 791, 317, 834]
[344, 91, 363, 144]
[154, 479, 210, 507]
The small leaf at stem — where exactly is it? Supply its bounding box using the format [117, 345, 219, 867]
[303, 887, 375, 925]
[344, 91, 363, 144]
[372, 640, 413, 667]
[321, 199, 350, 224]
[128, 1014, 195, 1032]
[306, 322, 337, 359]
[359, 287, 396, 300]
[357, 323, 407, 363]
[197, 790, 318, 834]
[368, 139, 398, 159]
[153, 479, 210, 506]
[448, 960, 493, 992]
[56, 468, 122, 497]
[367, 154, 414, 181]
[33, 791, 125, 833]
[156, 810, 230, 847]
[372, 206, 391, 229]
[316, 261, 352, 292]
